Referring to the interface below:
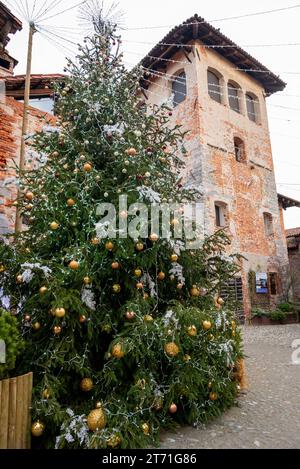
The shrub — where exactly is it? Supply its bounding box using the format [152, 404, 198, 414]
[269, 310, 286, 322]
[251, 308, 268, 318]
[0, 309, 25, 380]
[277, 303, 292, 313]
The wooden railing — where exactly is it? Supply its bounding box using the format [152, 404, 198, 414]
[0, 372, 33, 449]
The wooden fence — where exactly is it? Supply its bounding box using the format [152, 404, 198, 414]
[0, 373, 33, 449]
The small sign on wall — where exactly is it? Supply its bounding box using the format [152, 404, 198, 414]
[255, 272, 268, 294]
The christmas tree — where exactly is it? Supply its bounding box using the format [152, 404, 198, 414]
[0, 20, 243, 449]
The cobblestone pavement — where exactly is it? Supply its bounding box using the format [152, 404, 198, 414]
[161, 325, 300, 449]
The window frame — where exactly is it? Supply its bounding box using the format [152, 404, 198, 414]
[263, 212, 274, 237]
[246, 92, 260, 123]
[207, 69, 222, 104]
[234, 136, 246, 163]
[228, 81, 241, 113]
[215, 202, 228, 228]
[171, 70, 187, 107]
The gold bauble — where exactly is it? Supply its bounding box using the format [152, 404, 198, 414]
[39, 286, 47, 294]
[169, 403, 178, 414]
[67, 198, 75, 207]
[187, 325, 197, 337]
[126, 147, 137, 156]
[105, 241, 114, 251]
[125, 311, 135, 320]
[69, 260, 79, 270]
[55, 308, 66, 318]
[111, 261, 120, 270]
[136, 282, 143, 290]
[216, 297, 224, 306]
[164, 342, 180, 357]
[80, 378, 94, 392]
[42, 389, 51, 399]
[32, 322, 41, 331]
[112, 284, 121, 293]
[79, 315, 87, 324]
[25, 191, 34, 201]
[83, 277, 91, 285]
[142, 422, 150, 435]
[50, 221, 59, 230]
[24, 314, 31, 322]
[87, 408, 106, 432]
[177, 283, 184, 290]
[202, 320, 212, 330]
[144, 315, 154, 322]
[16, 275, 23, 284]
[183, 354, 191, 362]
[149, 233, 159, 242]
[209, 392, 218, 401]
[157, 272, 165, 281]
[208, 382, 213, 389]
[143, 293, 149, 300]
[107, 435, 121, 448]
[52, 151, 59, 157]
[134, 268, 142, 277]
[83, 163, 93, 172]
[231, 320, 236, 329]
[91, 238, 100, 245]
[53, 326, 62, 335]
[31, 420, 45, 437]
[190, 285, 200, 297]
[170, 254, 178, 262]
[112, 343, 125, 359]
[0, 264, 6, 273]
[136, 242, 144, 252]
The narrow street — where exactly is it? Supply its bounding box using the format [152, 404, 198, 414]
[161, 325, 300, 449]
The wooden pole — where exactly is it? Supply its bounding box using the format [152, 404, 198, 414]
[15, 22, 36, 233]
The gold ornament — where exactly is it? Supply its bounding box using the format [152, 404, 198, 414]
[136, 282, 144, 290]
[107, 435, 121, 448]
[53, 326, 62, 335]
[39, 286, 47, 294]
[95, 402, 102, 409]
[52, 151, 59, 157]
[105, 241, 114, 251]
[31, 421, 45, 437]
[231, 320, 236, 329]
[69, 260, 79, 270]
[142, 422, 150, 435]
[50, 221, 59, 230]
[32, 322, 41, 331]
[170, 254, 178, 262]
[143, 293, 149, 300]
[125, 311, 135, 320]
[134, 268, 142, 277]
[112, 343, 125, 359]
[24, 314, 31, 322]
[169, 403, 177, 414]
[83, 277, 91, 285]
[216, 297, 224, 306]
[136, 242, 144, 252]
[55, 308, 66, 318]
[25, 191, 34, 201]
[83, 163, 93, 172]
[0, 264, 6, 273]
[153, 397, 163, 411]
[80, 378, 93, 392]
[187, 325, 197, 337]
[164, 342, 180, 357]
[208, 382, 213, 389]
[202, 320, 212, 331]
[87, 408, 106, 432]
[112, 284, 121, 293]
[209, 392, 218, 401]
[67, 198, 75, 207]
[16, 274, 23, 284]
[190, 285, 200, 297]
[91, 238, 100, 245]
[42, 389, 51, 399]
[183, 354, 191, 362]
[208, 334, 214, 341]
[126, 147, 137, 156]
[111, 261, 120, 270]
[177, 283, 184, 290]
[144, 315, 154, 322]
[149, 233, 159, 242]
[79, 315, 87, 324]
[157, 272, 165, 281]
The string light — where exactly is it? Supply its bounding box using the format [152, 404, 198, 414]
[123, 39, 300, 49]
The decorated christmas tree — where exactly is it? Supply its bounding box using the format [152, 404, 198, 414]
[0, 19, 243, 449]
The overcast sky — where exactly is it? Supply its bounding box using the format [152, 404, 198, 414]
[5, 0, 300, 229]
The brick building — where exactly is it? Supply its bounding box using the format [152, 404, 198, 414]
[140, 15, 300, 318]
[286, 228, 300, 301]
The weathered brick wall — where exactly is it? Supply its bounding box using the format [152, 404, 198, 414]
[145, 41, 290, 316]
[0, 96, 55, 233]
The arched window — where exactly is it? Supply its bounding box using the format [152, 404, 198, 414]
[234, 137, 246, 162]
[228, 82, 240, 113]
[207, 70, 222, 103]
[172, 71, 186, 106]
[246, 93, 259, 122]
